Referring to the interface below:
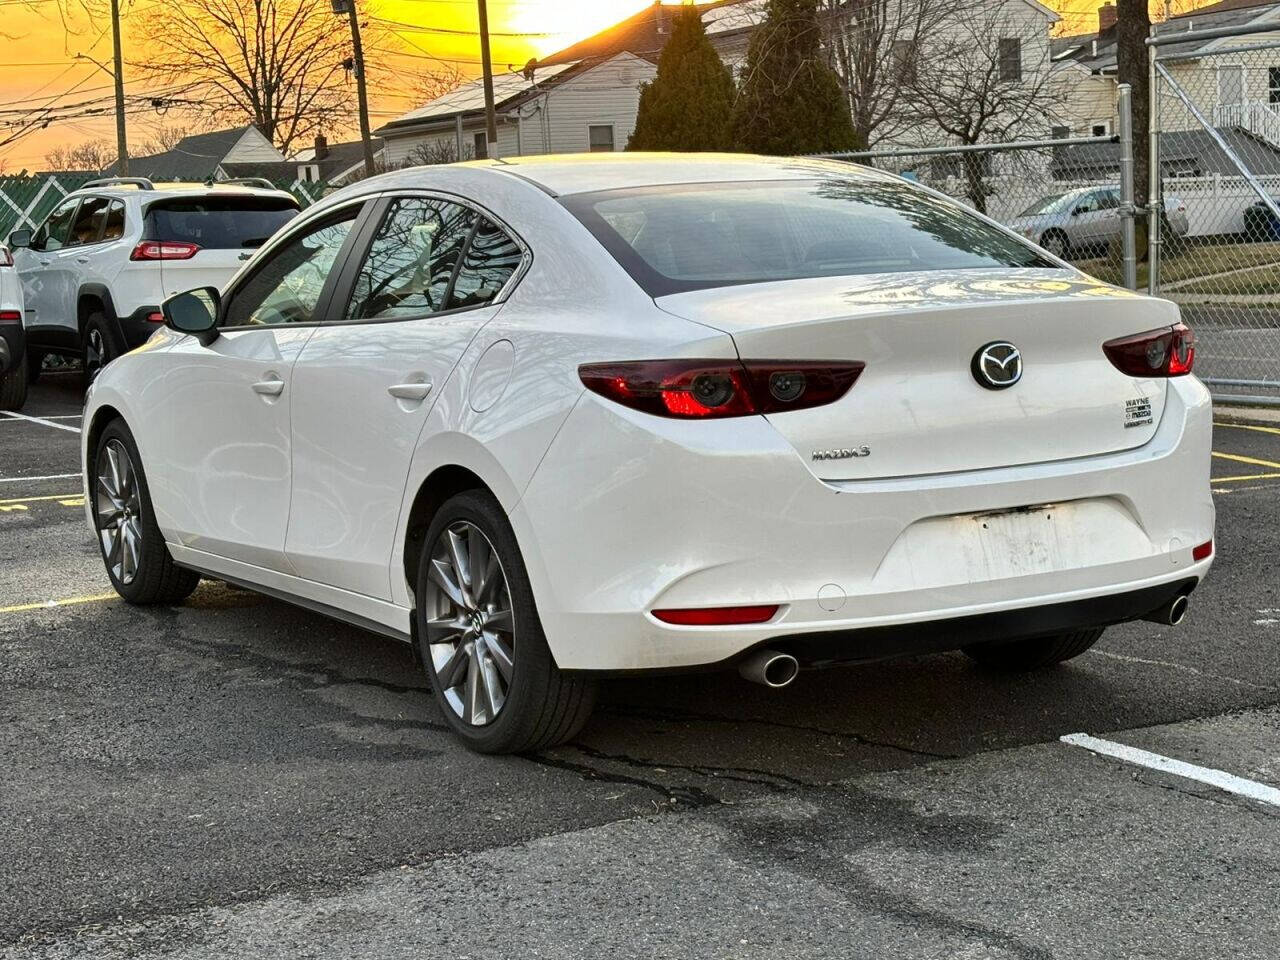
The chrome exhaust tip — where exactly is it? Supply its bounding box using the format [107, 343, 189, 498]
[1144, 593, 1190, 626]
[737, 649, 800, 688]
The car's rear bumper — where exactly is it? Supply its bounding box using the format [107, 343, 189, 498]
[118, 306, 163, 350]
[512, 376, 1215, 673]
[0, 319, 23, 372]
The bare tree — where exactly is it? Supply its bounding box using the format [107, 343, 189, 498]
[408, 139, 475, 167]
[138, 0, 354, 155]
[411, 64, 468, 107]
[44, 139, 114, 172]
[901, 0, 1065, 212]
[1116, 0, 1151, 254]
[135, 120, 213, 157]
[820, 0, 951, 150]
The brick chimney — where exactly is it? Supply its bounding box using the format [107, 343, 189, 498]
[314, 134, 329, 161]
[1098, 2, 1117, 32]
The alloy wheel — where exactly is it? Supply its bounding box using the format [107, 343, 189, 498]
[95, 439, 143, 585]
[424, 521, 515, 726]
[85, 327, 105, 381]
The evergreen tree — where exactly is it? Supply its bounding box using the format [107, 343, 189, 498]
[733, 0, 856, 155]
[627, 6, 735, 152]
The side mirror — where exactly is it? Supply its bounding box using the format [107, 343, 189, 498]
[162, 287, 221, 346]
[8, 229, 31, 249]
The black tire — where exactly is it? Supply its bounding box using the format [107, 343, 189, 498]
[962, 627, 1104, 671]
[414, 490, 596, 754]
[82, 313, 120, 385]
[1040, 229, 1071, 260]
[0, 356, 27, 410]
[26, 348, 43, 383]
[90, 418, 200, 605]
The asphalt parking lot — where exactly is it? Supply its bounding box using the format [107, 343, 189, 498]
[3, 371, 1280, 958]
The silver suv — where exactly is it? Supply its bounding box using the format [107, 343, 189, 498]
[8, 177, 299, 380]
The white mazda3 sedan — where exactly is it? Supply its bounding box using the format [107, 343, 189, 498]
[82, 154, 1214, 753]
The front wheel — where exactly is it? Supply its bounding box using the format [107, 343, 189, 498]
[962, 627, 1103, 671]
[82, 313, 119, 385]
[415, 490, 596, 753]
[90, 419, 201, 604]
[1040, 230, 1070, 260]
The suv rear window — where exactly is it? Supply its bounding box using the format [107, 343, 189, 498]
[144, 197, 299, 250]
[562, 179, 1053, 296]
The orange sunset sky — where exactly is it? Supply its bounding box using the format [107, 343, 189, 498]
[0, 0, 1213, 171]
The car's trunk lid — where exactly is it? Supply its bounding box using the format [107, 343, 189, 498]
[657, 269, 1177, 481]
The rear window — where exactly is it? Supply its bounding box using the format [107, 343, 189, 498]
[562, 179, 1052, 296]
[144, 196, 299, 249]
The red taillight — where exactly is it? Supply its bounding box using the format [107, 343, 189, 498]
[145, 311, 164, 323]
[578, 359, 864, 419]
[130, 240, 200, 261]
[0, 310, 20, 324]
[1103, 322, 1195, 377]
[1192, 539, 1213, 561]
[652, 604, 779, 625]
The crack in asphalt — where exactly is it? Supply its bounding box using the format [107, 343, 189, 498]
[520, 752, 723, 809]
[568, 742, 818, 791]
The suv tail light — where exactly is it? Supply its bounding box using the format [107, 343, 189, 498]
[1103, 323, 1194, 377]
[578, 359, 865, 419]
[0, 310, 20, 324]
[130, 240, 200, 261]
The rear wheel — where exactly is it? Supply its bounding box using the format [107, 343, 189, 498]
[415, 490, 596, 754]
[0, 356, 26, 410]
[91, 419, 200, 604]
[82, 313, 118, 384]
[963, 627, 1103, 671]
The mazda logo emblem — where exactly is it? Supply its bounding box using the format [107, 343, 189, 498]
[972, 341, 1023, 390]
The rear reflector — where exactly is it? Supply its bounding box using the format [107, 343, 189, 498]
[1192, 539, 1213, 561]
[1103, 322, 1195, 377]
[653, 604, 779, 626]
[130, 240, 200, 261]
[579, 359, 864, 419]
[145, 311, 164, 323]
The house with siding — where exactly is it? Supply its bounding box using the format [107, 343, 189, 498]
[103, 126, 287, 181]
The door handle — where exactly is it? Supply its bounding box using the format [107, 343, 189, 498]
[76, 257, 90, 264]
[252, 378, 286, 397]
[387, 380, 432, 402]
[38, 259, 51, 267]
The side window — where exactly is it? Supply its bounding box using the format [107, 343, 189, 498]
[32, 199, 79, 252]
[1098, 189, 1120, 210]
[345, 197, 477, 321]
[70, 197, 110, 245]
[223, 209, 358, 327]
[1074, 192, 1098, 214]
[447, 218, 522, 310]
[102, 200, 126, 242]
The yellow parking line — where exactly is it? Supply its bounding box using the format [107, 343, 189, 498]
[1210, 471, 1280, 484]
[1215, 421, 1280, 436]
[0, 492, 81, 506]
[0, 592, 117, 615]
[1212, 451, 1280, 470]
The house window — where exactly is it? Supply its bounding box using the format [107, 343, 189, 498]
[1270, 66, 1280, 104]
[892, 39, 917, 82]
[588, 124, 616, 152]
[1051, 125, 1071, 139]
[1091, 122, 1110, 137]
[473, 132, 488, 160]
[998, 38, 1022, 82]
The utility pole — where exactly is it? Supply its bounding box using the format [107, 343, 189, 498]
[334, 0, 376, 177]
[477, 0, 499, 159]
[109, 0, 128, 175]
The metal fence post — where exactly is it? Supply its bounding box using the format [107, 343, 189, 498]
[1147, 33, 1162, 297]
[1117, 83, 1137, 290]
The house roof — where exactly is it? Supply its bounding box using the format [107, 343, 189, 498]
[1053, 126, 1280, 177]
[103, 126, 258, 179]
[375, 62, 580, 134]
[1171, 0, 1274, 17]
[217, 161, 303, 183]
[291, 138, 385, 180]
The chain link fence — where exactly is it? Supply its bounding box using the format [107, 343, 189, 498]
[1151, 20, 1280, 406]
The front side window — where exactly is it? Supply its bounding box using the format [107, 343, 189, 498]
[563, 178, 1053, 297]
[998, 38, 1022, 82]
[345, 197, 477, 321]
[447, 218, 522, 309]
[588, 124, 616, 152]
[223, 210, 358, 327]
[33, 199, 79, 252]
[70, 197, 110, 245]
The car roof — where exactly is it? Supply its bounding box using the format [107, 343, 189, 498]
[458, 152, 895, 197]
[66, 183, 296, 203]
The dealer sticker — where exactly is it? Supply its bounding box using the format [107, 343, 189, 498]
[1124, 396, 1153, 429]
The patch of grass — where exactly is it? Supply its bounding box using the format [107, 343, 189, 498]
[1073, 238, 1280, 290]
[1172, 266, 1280, 296]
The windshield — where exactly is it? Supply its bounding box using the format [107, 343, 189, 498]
[144, 197, 299, 249]
[563, 179, 1053, 296]
[1017, 193, 1071, 217]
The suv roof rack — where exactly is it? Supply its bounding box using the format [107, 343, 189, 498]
[213, 177, 278, 190]
[82, 176, 154, 190]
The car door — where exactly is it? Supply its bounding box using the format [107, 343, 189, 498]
[13, 197, 80, 331]
[143, 201, 368, 573]
[285, 194, 527, 599]
[1066, 191, 1104, 247]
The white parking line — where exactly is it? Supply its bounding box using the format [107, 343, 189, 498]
[1061, 732, 1280, 808]
[0, 413, 80, 422]
[0, 472, 80, 483]
[0, 410, 81, 433]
